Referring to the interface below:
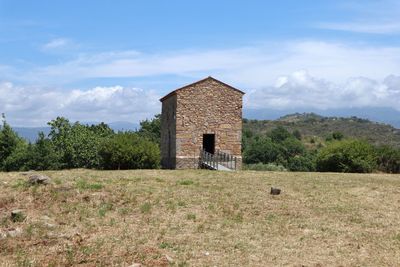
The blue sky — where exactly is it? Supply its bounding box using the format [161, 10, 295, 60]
[0, 0, 400, 126]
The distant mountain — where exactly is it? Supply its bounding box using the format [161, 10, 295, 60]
[13, 121, 140, 142]
[244, 112, 400, 148]
[244, 107, 400, 128]
[108, 121, 139, 132]
[13, 127, 51, 143]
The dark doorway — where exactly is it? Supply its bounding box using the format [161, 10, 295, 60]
[203, 134, 215, 154]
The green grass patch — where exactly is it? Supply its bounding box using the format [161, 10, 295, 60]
[140, 202, 152, 214]
[177, 179, 194, 185]
[98, 202, 113, 217]
[76, 179, 104, 190]
[186, 213, 196, 221]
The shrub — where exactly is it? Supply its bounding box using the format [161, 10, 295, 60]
[48, 117, 107, 169]
[0, 117, 25, 170]
[293, 129, 302, 140]
[268, 126, 292, 143]
[280, 138, 306, 158]
[375, 145, 400, 173]
[316, 139, 377, 173]
[243, 138, 281, 164]
[287, 154, 316, 172]
[2, 141, 30, 171]
[138, 114, 161, 145]
[26, 132, 61, 170]
[326, 131, 344, 142]
[98, 132, 160, 169]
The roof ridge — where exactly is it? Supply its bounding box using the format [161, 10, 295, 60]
[160, 76, 245, 102]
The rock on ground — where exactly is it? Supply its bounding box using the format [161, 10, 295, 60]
[27, 174, 51, 185]
[11, 209, 26, 222]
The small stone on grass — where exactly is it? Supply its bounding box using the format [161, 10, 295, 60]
[270, 187, 281, 195]
[27, 174, 51, 185]
[11, 209, 26, 222]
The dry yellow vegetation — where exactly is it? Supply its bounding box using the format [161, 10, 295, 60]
[1, 169, 400, 266]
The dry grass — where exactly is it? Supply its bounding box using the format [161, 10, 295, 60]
[1, 169, 400, 266]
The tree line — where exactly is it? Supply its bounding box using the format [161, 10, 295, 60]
[1, 114, 399, 173]
[243, 125, 400, 173]
[0, 115, 160, 171]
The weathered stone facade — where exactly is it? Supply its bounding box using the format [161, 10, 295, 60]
[160, 77, 244, 170]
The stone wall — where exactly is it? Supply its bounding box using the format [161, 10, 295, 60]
[174, 78, 243, 169]
[160, 95, 177, 169]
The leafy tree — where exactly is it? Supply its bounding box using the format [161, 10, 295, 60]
[89, 122, 114, 137]
[287, 154, 316, 172]
[0, 115, 28, 171]
[268, 126, 292, 143]
[47, 117, 72, 165]
[293, 129, 302, 140]
[326, 131, 344, 142]
[0, 115, 21, 166]
[2, 141, 29, 171]
[26, 132, 61, 170]
[243, 137, 281, 164]
[99, 132, 160, 170]
[242, 128, 254, 152]
[280, 137, 306, 158]
[47, 117, 108, 169]
[65, 123, 102, 168]
[316, 139, 377, 173]
[138, 114, 161, 145]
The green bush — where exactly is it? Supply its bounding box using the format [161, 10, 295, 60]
[2, 141, 29, 171]
[375, 145, 400, 173]
[0, 117, 29, 171]
[316, 139, 377, 173]
[243, 137, 281, 164]
[268, 126, 292, 143]
[98, 132, 160, 169]
[326, 131, 344, 142]
[287, 154, 316, 172]
[26, 132, 61, 170]
[138, 114, 161, 145]
[280, 138, 305, 158]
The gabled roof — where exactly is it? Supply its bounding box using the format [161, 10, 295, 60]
[159, 76, 245, 102]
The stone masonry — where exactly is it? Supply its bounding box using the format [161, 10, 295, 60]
[160, 76, 244, 170]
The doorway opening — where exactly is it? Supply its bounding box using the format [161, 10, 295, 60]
[203, 134, 215, 154]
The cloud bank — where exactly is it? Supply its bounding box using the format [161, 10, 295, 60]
[246, 71, 400, 111]
[14, 41, 400, 87]
[0, 82, 159, 126]
[1, 40, 400, 126]
[2, 72, 400, 126]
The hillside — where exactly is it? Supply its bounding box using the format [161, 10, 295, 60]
[1, 170, 400, 266]
[244, 113, 400, 148]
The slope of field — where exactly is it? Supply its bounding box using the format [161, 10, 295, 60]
[1, 169, 400, 266]
[244, 113, 400, 147]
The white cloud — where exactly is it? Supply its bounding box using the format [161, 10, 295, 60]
[0, 82, 160, 126]
[18, 41, 400, 87]
[318, 21, 400, 34]
[41, 38, 74, 51]
[246, 71, 400, 111]
[2, 71, 400, 126]
[2, 39, 400, 126]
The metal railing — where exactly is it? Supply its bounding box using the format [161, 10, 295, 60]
[200, 149, 237, 170]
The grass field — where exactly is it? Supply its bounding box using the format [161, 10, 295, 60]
[1, 169, 400, 266]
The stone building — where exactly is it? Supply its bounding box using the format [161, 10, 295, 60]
[160, 76, 244, 170]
